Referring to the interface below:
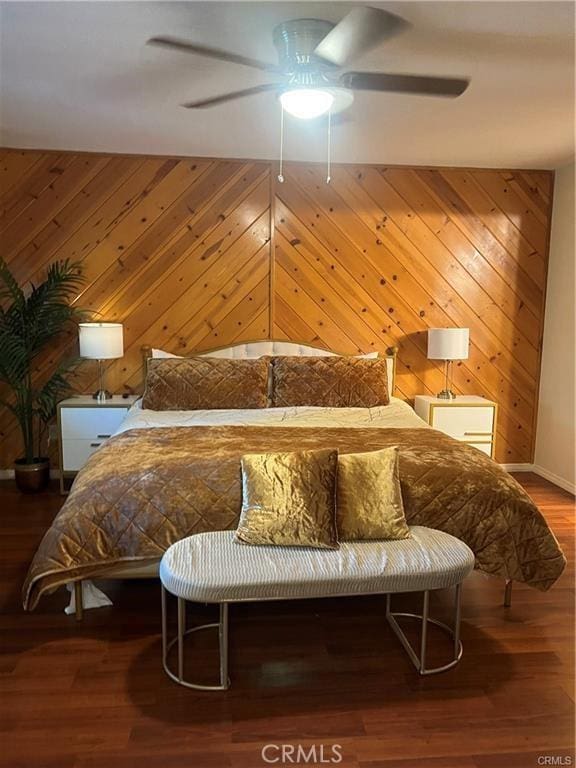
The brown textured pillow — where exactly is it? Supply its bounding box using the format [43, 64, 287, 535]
[337, 447, 410, 541]
[142, 357, 269, 410]
[236, 449, 339, 549]
[271, 356, 389, 408]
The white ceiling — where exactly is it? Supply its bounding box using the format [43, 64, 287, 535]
[1, 1, 574, 169]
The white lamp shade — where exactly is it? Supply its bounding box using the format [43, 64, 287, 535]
[79, 323, 124, 360]
[427, 328, 469, 360]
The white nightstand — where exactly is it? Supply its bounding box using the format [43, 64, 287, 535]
[414, 395, 498, 458]
[57, 395, 138, 493]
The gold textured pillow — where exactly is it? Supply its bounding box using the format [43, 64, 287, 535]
[142, 357, 269, 410]
[337, 447, 410, 541]
[236, 449, 339, 549]
[271, 356, 389, 408]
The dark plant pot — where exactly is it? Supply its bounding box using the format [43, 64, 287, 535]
[14, 458, 50, 494]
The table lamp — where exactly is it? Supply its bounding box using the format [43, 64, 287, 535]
[78, 323, 124, 402]
[427, 328, 469, 400]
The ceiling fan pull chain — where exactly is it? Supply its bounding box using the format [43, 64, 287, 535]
[277, 104, 285, 183]
[326, 108, 332, 184]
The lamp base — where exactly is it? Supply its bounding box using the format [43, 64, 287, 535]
[92, 389, 112, 403]
[436, 389, 457, 400]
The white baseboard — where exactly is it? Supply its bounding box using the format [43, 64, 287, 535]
[532, 464, 576, 495]
[499, 463, 534, 472]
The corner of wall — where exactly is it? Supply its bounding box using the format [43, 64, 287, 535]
[533, 161, 576, 492]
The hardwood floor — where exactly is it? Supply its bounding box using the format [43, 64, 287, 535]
[0, 474, 573, 768]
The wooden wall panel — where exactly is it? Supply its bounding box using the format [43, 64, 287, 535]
[0, 148, 552, 466]
[273, 163, 552, 463]
[0, 150, 271, 467]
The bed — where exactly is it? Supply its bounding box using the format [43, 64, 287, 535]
[23, 341, 566, 611]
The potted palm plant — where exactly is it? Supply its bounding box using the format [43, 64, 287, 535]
[0, 258, 85, 493]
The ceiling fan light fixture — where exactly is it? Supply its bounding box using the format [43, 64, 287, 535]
[279, 88, 334, 119]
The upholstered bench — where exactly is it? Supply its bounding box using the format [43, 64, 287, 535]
[159, 526, 475, 690]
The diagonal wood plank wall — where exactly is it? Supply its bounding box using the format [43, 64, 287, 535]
[0, 148, 553, 465]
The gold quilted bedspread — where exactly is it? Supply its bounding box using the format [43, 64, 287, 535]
[23, 426, 566, 609]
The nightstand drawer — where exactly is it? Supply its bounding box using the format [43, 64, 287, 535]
[465, 441, 493, 456]
[432, 406, 494, 439]
[62, 439, 105, 472]
[60, 407, 128, 440]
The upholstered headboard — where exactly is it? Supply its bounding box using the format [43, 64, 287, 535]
[142, 340, 398, 398]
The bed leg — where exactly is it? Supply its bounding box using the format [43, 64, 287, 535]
[74, 580, 84, 621]
[504, 579, 513, 608]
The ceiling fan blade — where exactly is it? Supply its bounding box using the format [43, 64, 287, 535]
[148, 36, 279, 73]
[340, 71, 470, 97]
[314, 7, 409, 67]
[182, 84, 280, 109]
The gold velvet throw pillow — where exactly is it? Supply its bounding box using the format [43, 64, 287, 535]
[236, 449, 339, 549]
[337, 447, 410, 541]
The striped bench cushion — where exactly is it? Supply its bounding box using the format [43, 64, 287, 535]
[159, 526, 475, 603]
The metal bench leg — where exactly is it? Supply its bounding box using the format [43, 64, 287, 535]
[177, 597, 185, 682]
[419, 591, 429, 673]
[453, 582, 462, 657]
[386, 584, 464, 676]
[161, 583, 168, 662]
[504, 579, 513, 607]
[161, 585, 230, 690]
[219, 603, 229, 688]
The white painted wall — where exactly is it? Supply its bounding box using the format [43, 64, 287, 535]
[534, 162, 575, 494]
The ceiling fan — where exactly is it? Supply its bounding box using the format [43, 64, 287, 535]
[147, 6, 470, 120]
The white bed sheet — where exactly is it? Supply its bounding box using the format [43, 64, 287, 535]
[115, 397, 429, 435]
